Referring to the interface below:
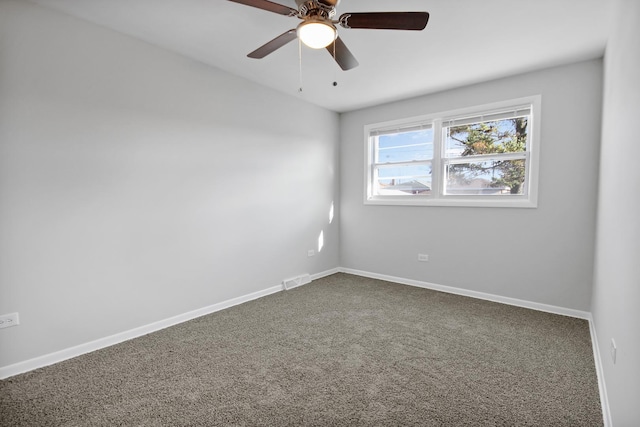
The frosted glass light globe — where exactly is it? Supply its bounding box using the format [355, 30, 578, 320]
[297, 21, 337, 49]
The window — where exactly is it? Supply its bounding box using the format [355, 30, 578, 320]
[365, 96, 540, 208]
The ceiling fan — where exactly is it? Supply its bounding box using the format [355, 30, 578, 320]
[228, 0, 430, 71]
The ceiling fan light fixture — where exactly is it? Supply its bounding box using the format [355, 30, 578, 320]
[297, 20, 336, 49]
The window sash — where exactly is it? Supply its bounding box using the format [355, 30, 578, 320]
[443, 152, 528, 165]
[370, 123, 433, 137]
[374, 159, 432, 168]
[441, 107, 531, 128]
[442, 157, 529, 196]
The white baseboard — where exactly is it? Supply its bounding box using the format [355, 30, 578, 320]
[311, 267, 341, 281]
[0, 283, 283, 380]
[0, 268, 342, 379]
[588, 317, 612, 427]
[340, 267, 591, 319]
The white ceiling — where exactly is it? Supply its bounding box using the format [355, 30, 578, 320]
[29, 0, 610, 112]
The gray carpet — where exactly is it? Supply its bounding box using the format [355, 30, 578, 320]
[0, 273, 603, 426]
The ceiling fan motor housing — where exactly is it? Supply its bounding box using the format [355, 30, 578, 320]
[299, 0, 336, 20]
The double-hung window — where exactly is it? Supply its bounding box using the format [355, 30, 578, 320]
[365, 96, 540, 208]
[369, 123, 434, 197]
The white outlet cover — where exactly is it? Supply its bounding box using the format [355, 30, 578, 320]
[0, 312, 19, 329]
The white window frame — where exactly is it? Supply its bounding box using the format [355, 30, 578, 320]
[364, 96, 541, 208]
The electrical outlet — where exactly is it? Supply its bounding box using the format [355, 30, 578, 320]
[610, 338, 617, 364]
[418, 253, 429, 262]
[0, 313, 19, 329]
[308, 249, 315, 257]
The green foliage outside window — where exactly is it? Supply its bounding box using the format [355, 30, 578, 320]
[447, 117, 527, 194]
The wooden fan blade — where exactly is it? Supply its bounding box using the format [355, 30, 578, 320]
[339, 12, 429, 30]
[228, 0, 297, 16]
[248, 29, 298, 59]
[326, 36, 358, 71]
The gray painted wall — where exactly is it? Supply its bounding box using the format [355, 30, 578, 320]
[340, 60, 602, 311]
[592, 0, 640, 424]
[0, 0, 340, 368]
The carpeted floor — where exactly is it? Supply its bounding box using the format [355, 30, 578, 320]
[0, 273, 603, 426]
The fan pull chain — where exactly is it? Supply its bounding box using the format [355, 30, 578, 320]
[332, 40, 338, 87]
[298, 38, 303, 93]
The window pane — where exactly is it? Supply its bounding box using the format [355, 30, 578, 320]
[376, 128, 433, 164]
[445, 159, 526, 195]
[376, 164, 431, 195]
[444, 117, 528, 158]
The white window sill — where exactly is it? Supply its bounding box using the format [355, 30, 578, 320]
[364, 195, 537, 208]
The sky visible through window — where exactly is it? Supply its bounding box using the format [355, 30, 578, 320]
[376, 128, 433, 189]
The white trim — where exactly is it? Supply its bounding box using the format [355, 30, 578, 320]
[339, 267, 590, 319]
[0, 284, 282, 379]
[588, 316, 612, 427]
[311, 267, 341, 281]
[363, 196, 537, 208]
[0, 268, 341, 379]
